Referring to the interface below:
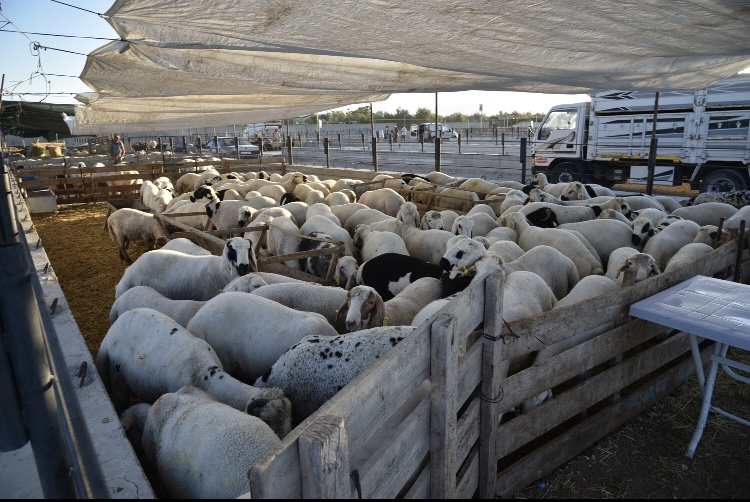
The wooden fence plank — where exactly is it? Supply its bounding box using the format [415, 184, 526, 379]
[403, 465, 430, 499]
[494, 342, 711, 498]
[456, 444, 480, 499]
[456, 396, 481, 470]
[479, 271, 505, 498]
[299, 415, 350, 499]
[430, 313, 458, 498]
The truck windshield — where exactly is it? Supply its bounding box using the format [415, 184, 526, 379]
[538, 110, 577, 140]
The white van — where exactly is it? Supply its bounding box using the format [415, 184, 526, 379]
[411, 123, 458, 142]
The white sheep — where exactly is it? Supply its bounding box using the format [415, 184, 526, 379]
[329, 202, 369, 228]
[499, 189, 528, 214]
[106, 208, 169, 264]
[504, 212, 604, 278]
[722, 205, 750, 234]
[97, 308, 291, 437]
[114, 237, 256, 301]
[487, 240, 525, 263]
[358, 187, 407, 217]
[109, 286, 205, 327]
[352, 224, 409, 262]
[618, 194, 666, 212]
[254, 326, 416, 424]
[186, 292, 340, 382]
[557, 219, 639, 265]
[160, 199, 210, 230]
[299, 214, 354, 257]
[692, 225, 731, 247]
[597, 208, 633, 226]
[642, 219, 701, 270]
[221, 271, 305, 293]
[439, 210, 460, 232]
[452, 215, 475, 237]
[484, 226, 519, 244]
[467, 211, 500, 236]
[397, 202, 456, 264]
[421, 210, 444, 230]
[120, 386, 282, 499]
[279, 200, 309, 227]
[611, 252, 661, 285]
[457, 178, 500, 199]
[604, 247, 642, 285]
[670, 202, 738, 227]
[325, 191, 350, 206]
[160, 237, 213, 256]
[337, 277, 444, 331]
[434, 187, 479, 212]
[663, 243, 714, 272]
[250, 282, 348, 332]
[652, 195, 683, 213]
[306, 202, 341, 226]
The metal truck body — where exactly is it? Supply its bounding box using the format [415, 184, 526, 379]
[531, 73, 750, 192]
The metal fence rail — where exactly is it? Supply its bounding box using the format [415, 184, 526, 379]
[0, 162, 110, 498]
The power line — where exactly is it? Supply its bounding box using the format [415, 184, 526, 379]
[0, 29, 115, 41]
[49, 0, 108, 18]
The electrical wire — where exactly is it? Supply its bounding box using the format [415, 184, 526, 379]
[49, 0, 108, 18]
[0, 29, 116, 41]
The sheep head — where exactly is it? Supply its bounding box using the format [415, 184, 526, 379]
[246, 396, 293, 439]
[223, 237, 257, 275]
[337, 286, 385, 332]
[614, 253, 660, 283]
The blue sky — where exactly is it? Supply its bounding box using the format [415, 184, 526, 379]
[1, 0, 591, 117]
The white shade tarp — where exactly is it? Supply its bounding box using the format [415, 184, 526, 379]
[73, 0, 750, 134]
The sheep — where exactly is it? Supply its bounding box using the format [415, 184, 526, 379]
[325, 191, 350, 206]
[652, 195, 683, 213]
[487, 240, 525, 263]
[629, 208, 670, 246]
[618, 194, 666, 212]
[114, 236, 255, 301]
[597, 208, 633, 226]
[306, 202, 341, 226]
[441, 239, 579, 300]
[684, 190, 750, 209]
[106, 208, 169, 264]
[333, 255, 359, 289]
[120, 386, 282, 499]
[421, 210, 444, 230]
[439, 210, 460, 231]
[604, 247, 641, 284]
[257, 183, 287, 204]
[337, 277, 444, 332]
[255, 326, 416, 424]
[353, 252, 444, 300]
[484, 226, 519, 244]
[250, 282, 348, 332]
[358, 187, 407, 217]
[518, 198, 630, 225]
[97, 308, 291, 437]
[297, 231, 340, 280]
[397, 202, 456, 264]
[186, 292, 339, 382]
[452, 215, 475, 237]
[466, 203, 497, 219]
[583, 183, 616, 198]
[557, 219, 638, 266]
[692, 225, 731, 247]
[174, 172, 201, 194]
[243, 207, 296, 254]
[222, 272, 305, 293]
[243, 193, 280, 212]
[611, 252, 661, 285]
[467, 211, 500, 236]
[499, 189, 529, 214]
[149, 187, 173, 215]
[670, 202, 739, 227]
[343, 207, 392, 235]
[722, 205, 750, 234]
[278, 200, 309, 227]
[641, 219, 701, 270]
[329, 202, 369, 228]
[299, 214, 354, 257]
[159, 237, 213, 256]
[140, 180, 159, 207]
[457, 178, 500, 199]
[330, 178, 364, 193]
[161, 199, 210, 230]
[257, 215, 302, 270]
[109, 286, 205, 327]
[504, 211, 604, 278]
[663, 243, 714, 272]
[192, 185, 266, 231]
[352, 224, 409, 262]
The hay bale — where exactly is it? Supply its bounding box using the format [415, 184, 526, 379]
[47, 146, 63, 157]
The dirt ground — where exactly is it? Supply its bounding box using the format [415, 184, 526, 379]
[31, 199, 750, 499]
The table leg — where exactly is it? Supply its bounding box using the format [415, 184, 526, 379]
[685, 342, 726, 459]
[688, 334, 706, 394]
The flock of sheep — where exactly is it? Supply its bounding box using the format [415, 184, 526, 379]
[99, 164, 750, 498]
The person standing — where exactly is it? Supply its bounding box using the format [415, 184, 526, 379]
[400, 125, 407, 143]
[109, 134, 125, 163]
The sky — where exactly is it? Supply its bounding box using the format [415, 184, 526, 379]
[0, 0, 587, 118]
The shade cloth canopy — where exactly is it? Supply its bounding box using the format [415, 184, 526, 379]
[73, 0, 750, 134]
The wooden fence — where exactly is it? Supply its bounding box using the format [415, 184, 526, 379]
[247, 238, 745, 498]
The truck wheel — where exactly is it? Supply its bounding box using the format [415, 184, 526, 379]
[700, 169, 748, 193]
[551, 162, 582, 184]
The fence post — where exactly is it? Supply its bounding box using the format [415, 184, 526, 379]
[430, 313, 458, 499]
[458, 133, 462, 154]
[520, 137, 527, 183]
[501, 133, 505, 156]
[479, 271, 506, 498]
[371, 137, 378, 172]
[287, 135, 293, 165]
[299, 415, 351, 498]
[434, 137, 441, 173]
[337, 132, 341, 149]
[324, 137, 330, 168]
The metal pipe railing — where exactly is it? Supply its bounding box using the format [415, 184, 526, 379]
[0, 164, 110, 498]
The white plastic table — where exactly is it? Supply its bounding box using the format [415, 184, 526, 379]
[629, 275, 750, 459]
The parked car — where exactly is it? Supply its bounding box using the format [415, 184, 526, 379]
[411, 123, 459, 142]
[202, 137, 260, 158]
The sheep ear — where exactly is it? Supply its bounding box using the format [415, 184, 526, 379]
[336, 297, 350, 321]
[649, 264, 661, 277]
[371, 294, 386, 328]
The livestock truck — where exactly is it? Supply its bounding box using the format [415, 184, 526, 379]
[530, 73, 750, 193]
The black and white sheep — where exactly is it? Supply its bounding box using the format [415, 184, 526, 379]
[684, 190, 750, 209]
[114, 236, 255, 301]
[186, 292, 339, 382]
[397, 202, 456, 264]
[254, 327, 416, 425]
[97, 308, 291, 438]
[354, 252, 444, 300]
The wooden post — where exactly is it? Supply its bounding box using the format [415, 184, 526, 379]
[734, 220, 745, 282]
[299, 415, 351, 498]
[479, 271, 505, 499]
[430, 313, 458, 499]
